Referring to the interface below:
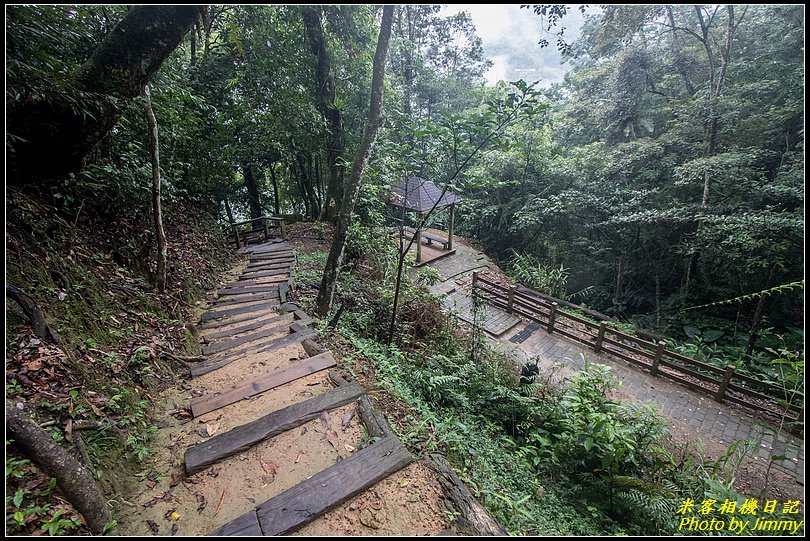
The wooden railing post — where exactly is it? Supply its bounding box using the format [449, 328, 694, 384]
[472, 271, 478, 294]
[507, 286, 516, 313]
[650, 340, 666, 376]
[232, 224, 241, 248]
[594, 322, 606, 353]
[263, 216, 269, 240]
[279, 219, 286, 240]
[546, 302, 558, 334]
[715, 364, 736, 403]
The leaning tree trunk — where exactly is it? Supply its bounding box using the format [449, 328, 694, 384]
[144, 84, 167, 293]
[316, 6, 394, 316]
[7, 400, 111, 533]
[8, 6, 204, 184]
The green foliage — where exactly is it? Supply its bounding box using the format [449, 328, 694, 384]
[40, 509, 80, 536]
[509, 250, 569, 299]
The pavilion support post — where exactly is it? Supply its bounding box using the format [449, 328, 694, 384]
[415, 212, 423, 263]
[447, 203, 455, 251]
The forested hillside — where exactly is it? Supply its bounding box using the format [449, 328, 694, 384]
[5, 4, 804, 536]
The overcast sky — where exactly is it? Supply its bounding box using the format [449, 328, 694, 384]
[442, 4, 588, 87]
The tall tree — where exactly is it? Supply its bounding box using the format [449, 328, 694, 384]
[317, 5, 394, 315]
[143, 84, 167, 293]
[301, 6, 345, 221]
[8, 5, 204, 184]
[242, 164, 265, 221]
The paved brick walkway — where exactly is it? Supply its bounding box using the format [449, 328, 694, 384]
[422, 240, 804, 483]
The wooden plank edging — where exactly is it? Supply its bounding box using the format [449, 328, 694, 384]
[190, 352, 337, 417]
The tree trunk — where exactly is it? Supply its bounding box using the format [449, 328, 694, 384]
[243, 164, 264, 221]
[6, 285, 61, 344]
[301, 6, 345, 222]
[665, 6, 696, 96]
[8, 6, 204, 184]
[223, 196, 236, 225]
[744, 264, 778, 361]
[269, 163, 281, 214]
[7, 400, 111, 533]
[144, 84, 167, 293]
[298, 154, 320, 219]
[316, 6, 394, 316]
[613, 252, 625, 310]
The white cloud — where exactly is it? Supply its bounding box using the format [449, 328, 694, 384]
[442, 4, 586, 87]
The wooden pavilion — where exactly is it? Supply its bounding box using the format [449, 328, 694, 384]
[388, 176, 461, 264]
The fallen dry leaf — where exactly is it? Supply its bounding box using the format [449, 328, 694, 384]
[205, 422, 220, 437]
[196, 493, 207, 513]
[146, 520, 159, 534]
[260, 457, 277, 476]
[26, 359, 43, 371]
[344, 444, 355, 452]
[169, 473, 184, 487]
[325, 428, 340, 452]
[341, 408, 356, 430]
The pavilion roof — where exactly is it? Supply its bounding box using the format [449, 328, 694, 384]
[388, 176, 461, 212]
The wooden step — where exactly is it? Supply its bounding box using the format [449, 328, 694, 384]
[191, 329, 316, 377]
[210, 436, 412, 535]
[199, 300, 280, 323]
[198, 309, 284, 331]
[190, 351, 336, 417]
[212, 292, 280, 309]
[238, 268, 294, 280]
[202, 320, 291, 355]
[246, 256, 295, 269]
[201, 313, 293, 342]
[223, 274, 292, 288]
[250, 243, 291, 254]
[217, 285, 280, 297]
[209, 509, 261, 536]
[249, 251, 294, 261]
[184, 382, 366, 474]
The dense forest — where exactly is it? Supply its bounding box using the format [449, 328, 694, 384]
[5, 4, 804, 536]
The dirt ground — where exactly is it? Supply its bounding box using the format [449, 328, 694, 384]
[115, 238, 455, 536]
[116, 358, 453, 536]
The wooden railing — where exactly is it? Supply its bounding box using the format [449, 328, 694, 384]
[471, 272, 804, 430]
[227, 216, 286, 248]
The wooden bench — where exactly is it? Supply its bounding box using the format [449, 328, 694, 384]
[421, 231, 450, 250]
[228, 216, 286, 248]
[394, 226, 450, 250]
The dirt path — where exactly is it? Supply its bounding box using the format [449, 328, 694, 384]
[116, 239, 457, 536]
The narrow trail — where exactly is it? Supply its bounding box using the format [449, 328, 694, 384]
[118, 238, 451, 536]
[424, 237, 804, 489]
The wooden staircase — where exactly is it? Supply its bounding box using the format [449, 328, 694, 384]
[181, 238, 412, 535]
